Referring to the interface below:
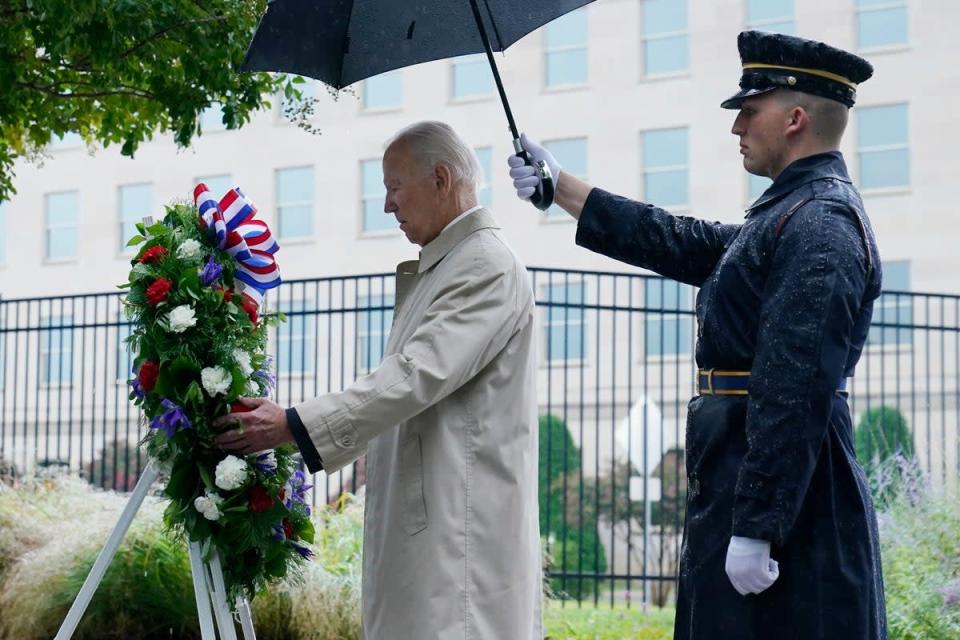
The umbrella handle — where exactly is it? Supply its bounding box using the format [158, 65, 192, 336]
[512, 146, 555, 212]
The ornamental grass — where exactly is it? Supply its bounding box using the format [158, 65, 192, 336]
[0, 473, 363, 640]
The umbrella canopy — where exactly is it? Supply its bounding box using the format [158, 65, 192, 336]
[241, 0, 594, 210]
[242, 0, 593, 89]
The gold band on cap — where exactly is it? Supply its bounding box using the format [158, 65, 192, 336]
[742, 63, 858, 89]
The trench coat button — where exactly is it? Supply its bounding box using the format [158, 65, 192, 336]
[339, 435, 356, 447]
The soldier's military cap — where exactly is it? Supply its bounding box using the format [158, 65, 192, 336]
[721, 30, 873, 109]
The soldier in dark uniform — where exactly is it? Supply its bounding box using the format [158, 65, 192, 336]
[508, 31, 886, 639]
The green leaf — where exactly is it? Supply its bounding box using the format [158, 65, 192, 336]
[197, 463, 216, 493]
[126, 234, 147, 247]
[178, 269, 202, 300]
[166, 457, 200, 502]
[298, 519, 316, 545]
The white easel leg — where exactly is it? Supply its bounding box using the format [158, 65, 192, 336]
[207, 548, 239, 640]
[188, 542, 218, 640]
[54, 461, 160, 640]
[236, 598, 257, 640]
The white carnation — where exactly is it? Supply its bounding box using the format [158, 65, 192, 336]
[194, 491, 224, 521]
[166, 305, 197, 333]
[201, 366, 232, 397]
[233, 349, 254, 377]
[215, 455, 249, 491]
[245, 380, 260, 396]
[176, 239, 203, 262]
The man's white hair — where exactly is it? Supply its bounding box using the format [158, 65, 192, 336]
[387, 121, 481, 189]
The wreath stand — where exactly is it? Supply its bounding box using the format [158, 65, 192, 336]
[54, 460, 257, 640]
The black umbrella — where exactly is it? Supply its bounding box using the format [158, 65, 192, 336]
[241, 0, 595, 210]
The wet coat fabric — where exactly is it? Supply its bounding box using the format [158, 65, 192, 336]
[292, 209, 543, 640]
[575, 152, 886, 639]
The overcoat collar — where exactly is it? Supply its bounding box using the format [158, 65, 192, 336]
[745, 151, 851, 214]
[416, 208, 499, 273]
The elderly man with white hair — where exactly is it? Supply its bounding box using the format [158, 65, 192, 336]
[214, 121, 543, 640]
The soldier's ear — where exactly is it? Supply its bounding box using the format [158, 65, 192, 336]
[786, 106, 810, 137]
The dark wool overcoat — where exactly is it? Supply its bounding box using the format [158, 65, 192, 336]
[576, 152, 887, 640]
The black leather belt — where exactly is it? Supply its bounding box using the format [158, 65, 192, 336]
[697, 369, 849, 396]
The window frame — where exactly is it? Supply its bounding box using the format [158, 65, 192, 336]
[274, 166, 315, 241]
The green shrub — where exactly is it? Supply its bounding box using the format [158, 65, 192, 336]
[857, 406, 915, 507]
[83, 439, 149, 491]
[539, 414, 608, 601]
[877, 457, 960, 639]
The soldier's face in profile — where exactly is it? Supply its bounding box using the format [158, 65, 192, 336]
[731, 92, 791, 180]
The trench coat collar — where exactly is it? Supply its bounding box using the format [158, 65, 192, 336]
[416, 208, 499, 274]
[745, 151, 851, 215]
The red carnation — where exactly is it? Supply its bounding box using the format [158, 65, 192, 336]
[249, 484, 274, 513]
[241, 297, 259, 325]
[230, 402, 254, 414]
[146, 278, 172, 305]
[282, 518, 294, 540]
[138, 361, 160, 392]
[139, 245, 168, 264]
[215, 285, 234, 303]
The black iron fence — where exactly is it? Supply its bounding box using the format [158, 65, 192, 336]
[1, 268, 958, 606]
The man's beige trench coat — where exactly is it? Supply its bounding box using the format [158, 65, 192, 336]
[293, 209, 543, 640]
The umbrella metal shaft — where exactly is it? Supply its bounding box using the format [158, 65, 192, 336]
[468, 0, 520, 140]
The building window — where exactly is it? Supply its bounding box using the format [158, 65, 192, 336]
[277, 300, 315, 375]
[45, 191, 79, 260]
[543, 137, 587, 218]
[200, 103, 226, 132]
[745, 0, 795, 34]
[41, 315, 74, 385]
[361, 159, 394, 233]
[857, 0, 907, 49]
[645, 279, 694, 357]
[641, 0, 688, 76]
[544, 7, 588, 87]
[474, 147, 492, 208]
[119, 183, 152, 253]
[275, 167, 314, 239]
[543, 282, 586, 363]
[358, 294, 395, 372]
[868, 261, 911, 346]
[363, 71, 402, 110]
[641, 127, 689, 207]
[196, 175, 233, 199]
[451, 54, 493, 100]
[748, 173, 773, 201]
[858, 104, 909, 190]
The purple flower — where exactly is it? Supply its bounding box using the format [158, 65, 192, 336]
[290, 540, 313, 559]
[199, 256, 223, 286]
[149, 399, 192, 438]
[253, 450, 278, 475]
[943, 579, 960, 607]
[270, 523, 285, 542]
[129, 378, 145, 400]
[284, 469, 313, 509]
[252, 365, 276, 396]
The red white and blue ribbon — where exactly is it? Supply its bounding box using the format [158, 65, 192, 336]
[193, 183, 281, 307]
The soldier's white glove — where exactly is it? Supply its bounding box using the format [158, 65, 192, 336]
[724, 535, 780, 596]
[506, 133, 561, 200]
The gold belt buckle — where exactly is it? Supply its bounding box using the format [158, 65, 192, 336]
[705, 368, 715, 395]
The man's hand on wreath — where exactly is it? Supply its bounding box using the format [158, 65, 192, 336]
[213, 397, 293, 455]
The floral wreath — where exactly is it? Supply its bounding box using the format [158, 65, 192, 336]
[123, 184, 313, 604]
